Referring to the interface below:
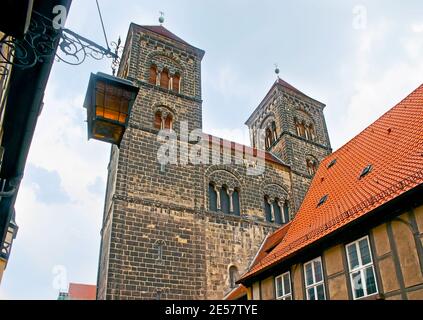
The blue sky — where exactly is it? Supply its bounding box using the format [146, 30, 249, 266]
[1, 0, 423, 299]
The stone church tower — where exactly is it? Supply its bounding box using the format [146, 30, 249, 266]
[96, 23, 331, 300]
[245, 79, 332, 211]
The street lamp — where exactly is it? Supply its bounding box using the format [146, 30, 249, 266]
[0, 212, 18, 262]
[83, 72, 139, 146]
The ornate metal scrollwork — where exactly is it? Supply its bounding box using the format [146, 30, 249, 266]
[0, 10, 119, 77]
[110, 37, 122, 76]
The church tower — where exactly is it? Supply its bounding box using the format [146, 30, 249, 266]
[97, 23, 207, 300]
[245, 77, 332, 211]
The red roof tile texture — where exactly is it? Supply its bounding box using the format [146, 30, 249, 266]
[68, 283, 96, 300]
[224, 285, 248, 300]
[241, 84, 423, 281]
[245, 78, 324, 125]
[140, 25, 190, 45]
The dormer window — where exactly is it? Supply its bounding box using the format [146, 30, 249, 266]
[359, 164, 373, 179]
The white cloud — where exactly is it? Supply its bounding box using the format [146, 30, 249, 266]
[411, 23, 423, 33]
[332, 20, 423, 149]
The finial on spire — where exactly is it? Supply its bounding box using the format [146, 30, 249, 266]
[274, 63, 280, 79]
[159, 11, 165, 25]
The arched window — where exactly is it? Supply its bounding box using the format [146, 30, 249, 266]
[149, 65, 157, 85]
[160, 68, 170, 89]
[220, 185, 230, 214]
[232, 189, 240, 216]
[209, 183, 217, 212]
[229, 266, 239, 289]
[283, 201, 290, 223]
[309, 124, 315, 141]
[300, 121, 306, 138]
[164, 114, 173, 130]
[264, 196, 272, 222]
[295, 118, 301, 136]
[307, 159, 318, 175]
[173, 73, 180, 93]
[273, 200, 282, 225]
[154, 111, 162, 129]
[265, 128, 272, 149]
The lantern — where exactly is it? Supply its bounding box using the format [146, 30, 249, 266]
[83, 72, 139, 146]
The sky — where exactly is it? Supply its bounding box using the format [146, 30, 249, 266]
[1, 0, 423, 299]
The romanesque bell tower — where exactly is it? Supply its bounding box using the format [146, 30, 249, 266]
[97, 23, 207, 300]
[245, 77, 332, 211]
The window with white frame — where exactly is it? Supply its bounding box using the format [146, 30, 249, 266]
[304, 257, 326, 300]
[275, 272, 292, 300]
[346, 236, 378, 299]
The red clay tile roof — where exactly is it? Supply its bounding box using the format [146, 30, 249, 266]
[224, 285, 248, 300]
[276, 78, 307, 97]
[202, 133, 288, 167]
[140, 25, 190, 46]
[240, 84, 423, 281]
[68, 283, 96, 300]
[245, 78, 324, 125]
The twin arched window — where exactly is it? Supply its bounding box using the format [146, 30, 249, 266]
[264, 196, 290, 225]
[154, 111, 173, 130]
[295, 118, 315, 141]
[209, 183, 240, 216]
[149, 65, 181, 93]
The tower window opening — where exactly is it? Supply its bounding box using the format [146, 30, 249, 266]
[160, 68, 170, 89]
[149, 65, 158, 85]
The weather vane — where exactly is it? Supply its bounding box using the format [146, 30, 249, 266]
[274, 63, 280, 79]
[159, 11, 165, 25]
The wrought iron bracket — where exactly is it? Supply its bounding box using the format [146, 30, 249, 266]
[0, 11, 121, 77]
